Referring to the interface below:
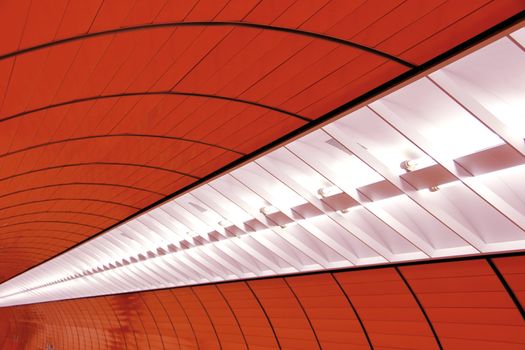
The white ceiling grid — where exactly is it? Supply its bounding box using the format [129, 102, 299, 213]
[0, 28, 524, 307]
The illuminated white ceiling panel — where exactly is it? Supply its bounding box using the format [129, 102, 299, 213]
[1, 28, 525, 307]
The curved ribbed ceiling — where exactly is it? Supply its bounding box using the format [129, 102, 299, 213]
[0, 0, 523, 285]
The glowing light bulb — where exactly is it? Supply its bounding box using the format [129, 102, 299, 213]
[400, 159, 417, 172]
[317, 185, 341, 198]
[218, 220, 231, 227]
[260, 206, 278, 215]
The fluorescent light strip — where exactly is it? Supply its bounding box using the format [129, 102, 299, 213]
[1, 28, 525, 307]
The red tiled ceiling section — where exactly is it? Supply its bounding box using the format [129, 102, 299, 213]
[0, 0, 523, 283]
[1, 254, 524, 349]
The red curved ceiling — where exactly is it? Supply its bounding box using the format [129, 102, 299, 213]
[1, 254, 523, 349]
[0, 0, 523, 284]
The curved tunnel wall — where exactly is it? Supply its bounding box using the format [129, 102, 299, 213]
[1, 0, 523, 284]
[1, 254, 523, 350]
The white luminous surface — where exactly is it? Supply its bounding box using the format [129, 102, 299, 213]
[1, 28, 525, 307]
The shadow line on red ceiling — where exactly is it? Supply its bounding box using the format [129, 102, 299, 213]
[0, 209, 120, 222]
[0, 182, 166, 200]
[0, 21, 416, 68]
[0, 219, 104, 231]
[0, 198, 141, 212]
[0, 91, 310, 124]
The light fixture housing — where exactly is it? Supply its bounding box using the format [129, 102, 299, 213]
[1, 28, 525, 307]
[317, 185, 342, 198]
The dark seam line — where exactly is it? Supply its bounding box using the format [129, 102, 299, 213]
[181, 0, 201, 22]
[130, 299, 152, 350]
[0, 250, 75, 258]
[0, 210, 119, 221]
[225, 1, 329, 101]
[0, 21, 415, 68]
[0, 220, 103, 231]
[103, 296, 132, 349]
[0, 133, 246, 159]
[0, 248, 80, 259]
[1, 10, 522, 290]
[508, 34, 525, 52]
[0, 182, 164, 201]
[46, 300, 67, 348]
[0, 198, 140, 212]
[244, 281, 282, 349]
[170, 291, 200, 350]
[215, 285, 249, 350]
[86, 1, 104, 33]
[169, 26, 236, 91]
[190, 287, 223, 350]
[396, 1, 492, 59]
[0, 229, 89, 239]
[79, 298, 102, 349]
[4, 310, 17, 348]
[152, 292, 181, 350]
[0, 48, 16, 113]
[0, 249, 69, 256]
[0, 162, 199, 184]
[90, 299, 110, 349]
[138, 294, 166, 350]
[487, 258, 525, 320]
[395, 267, 443, 350]
[282, 279, 322, 349]
[330, 273, 374, 350]
[0, 91, 309, 124]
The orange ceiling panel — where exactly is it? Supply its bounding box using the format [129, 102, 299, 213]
[1, 254, 523, 349]
[0, 0, 523, 295]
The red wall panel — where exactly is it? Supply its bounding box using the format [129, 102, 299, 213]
[335, 267, 439, 349]
[171, 288, 221, 349]
[400, 259, 525, 349]
[192, 285, 247, 349]
[493, 255, 525, 308]
[286, 273, 370, 350]
[248, 278, 320, 349]
[217, 282, 279, 349]
[1, 254, 524, 349]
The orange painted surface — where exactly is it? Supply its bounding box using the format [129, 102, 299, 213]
[400, 259, 525, 349]
[494, 256, 525, 307]
[1, 255, 524, 349]
[335, 267, 439, 349]
[0, 0, 523, 283]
